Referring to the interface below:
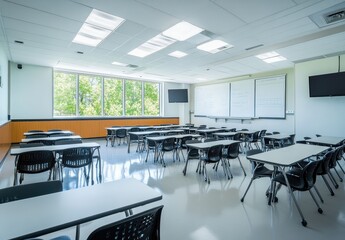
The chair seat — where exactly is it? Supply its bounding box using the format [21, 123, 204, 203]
[254, 166, 274, 177]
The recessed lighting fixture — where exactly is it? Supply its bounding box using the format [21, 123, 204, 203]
[76, 51, 84, 54]
[197, 40, 233, 53]
[72, 9, 125, 47]
[256, 51, 279, 60]
[168, 51, 188, 58]
[263, 55, 287, 63]
[112, 61, 128, 67]
[196, 77, 207, 81]
[14, 40, 24, 44]
[256, 51, 287, 63]
[162, 21, 203, 41]
[128, 34, 176, 57]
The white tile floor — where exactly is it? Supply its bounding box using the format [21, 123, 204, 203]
[1, 138, 345, 240]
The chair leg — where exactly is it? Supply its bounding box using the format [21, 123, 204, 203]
[337, 161, 345, 174]
[313, 186, 324, 203]
[333, 168, 343, 182]
[240, 178, 254, 202]
[237, 157, 247, 176]
[321, 175, 335, 196]
[13, 169, 18, 186]
[309, 189, 323, 214]
[328, 172, 339, 188]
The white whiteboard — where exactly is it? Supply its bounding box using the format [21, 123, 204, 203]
[230, 79, 255, 117]
[255, 75, 286, 118]
[194, 83, 230, 117]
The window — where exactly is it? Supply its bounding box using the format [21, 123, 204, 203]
[53, 71, 160, 117]
[104, 77, 123, 116]
[125, 80, 142, 116]
[53, 72, 77, 116]
[144, 82, 160, 116]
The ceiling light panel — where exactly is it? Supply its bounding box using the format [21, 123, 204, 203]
[128, 34, 176, 57]
[256, 51, 279, 59]
[263, 56, 287, 63]
[162, 21, 203, 41]
[168, 51, 188, 58]
[86, 9, 125, 31]
[197, 40, 233, 53]
[72, 9, 125, 47]
[112, 61, 128, 66]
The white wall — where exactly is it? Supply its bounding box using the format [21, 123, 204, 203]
[0, 45, 9, 124]
[163, 82, 190, 124]
[190, 68, 295, 134]
[10, 63, 53, 119]
[295, 55, 345, 140]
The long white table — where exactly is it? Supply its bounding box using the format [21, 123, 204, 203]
[24, 130, 74, 137]
[11, 142, 102, 183]
[21, 135, 82, 143]
[0, 179, 162, 240]
[306, 136, 345, 147]
[246, 144, 329, 226]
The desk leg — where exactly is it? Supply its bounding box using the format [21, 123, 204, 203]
[279, 166, 307, 227]
[75, 224, 80, 240]
[182, 149, 191, 175]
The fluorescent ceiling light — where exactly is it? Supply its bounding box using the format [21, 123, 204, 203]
[73, 9, 125, 47]
[86, 9, 125, 31]
[256, 51, 279, 60]
[128, 34, 176, 57]
[112, 61, 128, 67]
[197, 40, 233, 53]
[162, 21, 203, 41]
[256, 51, 287, 63]
[263, 56, 287, 63]
[168, 51, 188, 58]
[72, 33, 102, 47]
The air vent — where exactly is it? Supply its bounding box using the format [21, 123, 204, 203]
[245, 44, 264, 51]
[325, 10, 345, 24]
[14, 40, 24, 44]
[309, 2, 345, 28]
[127, 64, 138, 68]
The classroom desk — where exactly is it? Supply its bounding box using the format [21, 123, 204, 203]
[24, 130, 74, 137]
[183, 140, 239, 176]
[213, 132, 238, 139]
[263, 134, 291, 148]
[196, 128, 222, 138]
[0, 179, 162, 240]
[21, 135, 82, 143]
[306, 136, 345, 147]
[11, 142, 102, 183]
[246, 144, 329, 226]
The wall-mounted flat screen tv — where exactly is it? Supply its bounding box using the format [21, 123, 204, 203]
[168, 89, 188, 103]
[309, 71, 345, 97]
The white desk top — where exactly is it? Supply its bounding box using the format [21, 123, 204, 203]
[196, 128, 222, 133]
[24, 130, 74, 136]
[21, 135, 82, 143]
[129, 129, 184, 136]
[213, 132, 237, 136]
[263, 134, 291, 140]
[11, 142, 100, 155]
[106, 127, 133, 131]
[247, 144, 329, 167]
[186, 140, 239, 150]
[306, 136, 345, 146]
[0, 179, 162, 240]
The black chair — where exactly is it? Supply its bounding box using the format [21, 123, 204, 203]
[48, 132, 73, 137]
[272, 160, 323, 226]
[127, 127, 141, 153]
[223, 142, 246, 177]
[115, 128, 127, 145]
[272, 131, 280, 134]
[240, 149, 274, 202]
[182, 139, 201, 176]
[14, 151, 57, 185]
[19, 142, 45, 148]
[54, 139, 82, 145]
[328, 146, 343, 187]
[200, 144, 224, 183]
[86, 205, 163, 240]
[0, 180, 63, 204]
[304, 136, 311, 140]
[159, 137, 177, 167]
[26, 134, 48, 139]
[106, 129, 116, 147]
[315, 150, 336, 196]
[246, 131, 261, 150]
[178, 135, 193, 161]
[315, 134, 322, 137]
[60, 147, 93, 185]
[48, 129, 62, 132]
[28, 130, 43, 132]
[145, 133, 160, 163]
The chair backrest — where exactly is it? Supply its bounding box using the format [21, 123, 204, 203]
[61, 147, 93, 168]
[54, 139, 83, 145]
[28, 130, 43, 132]
[246, 149, 263, 169]
[315, 134, 322, 137]
[232, 133, 242, 141]
[204, 138, 217, 142]
[181, 136, 193, 148]
[206, 145, 223, 162]
[198, 125, 207, 129]
[26, 134, 48, 139]
[289, 134, 296, 144]
[304, 136, 311, 140]
[19, 142, 45, 148]
[272, 131, 280, 134]
[17, 151, 56, 174]
[162, 138, 176, 151]
[87, 205, 163, 240]
[252, 131, 260, 141]
[116, 129, 127, 137]
[317, 150, 333, 175]
[48, 129, 62, 132]
[185, 139, 201, 158]
[49, 132, 73, 137]
[0, 180, 63, 204]
[227, 142, 241, 159]
[296, 140, 308, 144]
[301, 161, 320, 190]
